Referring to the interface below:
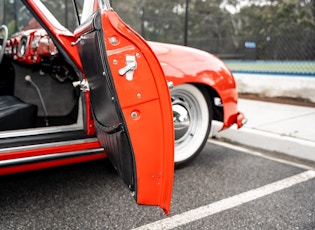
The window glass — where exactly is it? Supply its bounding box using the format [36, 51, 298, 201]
[2, 0, 91, 36]
[40, 0, 84, 31]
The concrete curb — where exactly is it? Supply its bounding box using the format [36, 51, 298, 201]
[211, 121, 315, 163]
[234, 73, 315, 103]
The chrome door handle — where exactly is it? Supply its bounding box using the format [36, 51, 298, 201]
[118, 55, 137, 81]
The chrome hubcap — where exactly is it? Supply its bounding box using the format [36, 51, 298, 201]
[172, 92, 199, 147]
[172, 102, 191, 141]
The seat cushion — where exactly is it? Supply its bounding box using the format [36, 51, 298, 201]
[0, 95, 38, 131]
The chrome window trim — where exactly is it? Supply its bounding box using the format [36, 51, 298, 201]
[81, 0, 96, 23]
[99, 0, 112, 10]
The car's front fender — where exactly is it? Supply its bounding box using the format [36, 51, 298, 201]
[149, 41, 243, 129]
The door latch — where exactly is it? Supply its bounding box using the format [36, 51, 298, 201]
[118, 55, 137, 81]
[72, 79, 90, 92]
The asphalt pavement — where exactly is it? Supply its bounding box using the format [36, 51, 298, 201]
[212, 98, 315, 163]
[1, 141, 314, 229]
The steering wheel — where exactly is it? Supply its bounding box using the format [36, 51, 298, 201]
[0, 25, 8, 64]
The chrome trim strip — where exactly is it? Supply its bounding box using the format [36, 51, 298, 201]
[0, 126, 82, 139]
[0, 138, 99, 154]
[0, 148, 105, 168]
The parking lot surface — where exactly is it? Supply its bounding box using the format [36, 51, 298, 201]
[1, 140, 314, 229]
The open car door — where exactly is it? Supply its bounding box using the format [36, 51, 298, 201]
[74, 7, 174, 214]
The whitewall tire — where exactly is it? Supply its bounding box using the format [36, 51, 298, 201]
[171, 84, 212, 166]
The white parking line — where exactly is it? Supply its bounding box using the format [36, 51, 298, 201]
[133, 170, 315, 230]
[208, 139, 315, 170]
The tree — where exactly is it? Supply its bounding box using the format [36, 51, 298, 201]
[113, 0, 315, 60]
[233, 0, 315, 60]
[113, 0, 186, 44]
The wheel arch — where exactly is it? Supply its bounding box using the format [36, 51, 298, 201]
[183, 83, 224, 123]
[172, 76, 240, 130]
[149, 40, 241, 129]
[198, 83, 223, 122]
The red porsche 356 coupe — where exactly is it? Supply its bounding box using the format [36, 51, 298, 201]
[0, 0, 245, 213]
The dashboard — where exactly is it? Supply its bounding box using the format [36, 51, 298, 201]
[6, 29, 58, 64]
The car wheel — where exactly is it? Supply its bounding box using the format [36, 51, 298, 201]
[171, 84, 212, 166]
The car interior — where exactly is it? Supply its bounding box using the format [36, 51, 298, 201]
[0, 30, 81, 133]
[0, 0, 90, 136]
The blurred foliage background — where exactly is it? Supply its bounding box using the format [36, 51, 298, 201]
[112, 0, 315, 74]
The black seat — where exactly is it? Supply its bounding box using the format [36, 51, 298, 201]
[0, 95, 38, 131]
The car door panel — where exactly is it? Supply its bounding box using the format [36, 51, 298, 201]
[74, 9, 174, 214]
[75, 13, 136, 190]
